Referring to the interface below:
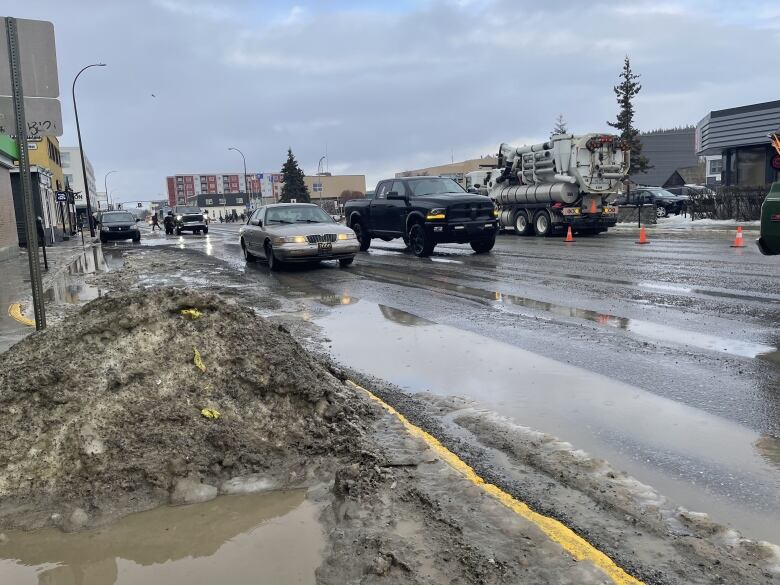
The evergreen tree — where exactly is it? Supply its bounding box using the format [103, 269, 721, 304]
[279, 148, 310, 203]
[607, 56, 651, 175]
[551, 114, 568, 136]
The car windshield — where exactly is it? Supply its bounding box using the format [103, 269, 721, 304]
[265, 205, 333, 224]
[101, 212, 135, 222]
[175, 207, 201, 214]
[407, 178, 465, 196]
[645, 189, 677, 198]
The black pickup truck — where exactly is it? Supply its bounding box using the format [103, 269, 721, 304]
[344, 177, 498, 257]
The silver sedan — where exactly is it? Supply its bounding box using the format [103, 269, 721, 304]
[239, 203, 359, 270]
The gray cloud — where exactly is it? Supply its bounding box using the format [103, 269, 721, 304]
[10, 0, 780, 200]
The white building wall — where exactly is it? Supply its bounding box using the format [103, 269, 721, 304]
[61, 147, 97, 208]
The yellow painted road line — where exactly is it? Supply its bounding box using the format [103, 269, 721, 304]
[348, 380, 646, 585]
[8, 303, 34, 327]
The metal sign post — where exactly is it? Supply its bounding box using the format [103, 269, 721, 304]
[4, 17, 45, 329]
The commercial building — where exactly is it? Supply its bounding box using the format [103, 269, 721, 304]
[195, 193, 250, 220]
[632, 127, 699, 188]
[696, 100, 780, 187]
[305, 174, 366, 204]
[27, 136, 64, 192]
[396, 156, 498, 185]
[10, 166, 63, 245]
[0, 136, 20, 261]
[61, 146, 99, 221]
[166, 173, 262, 207]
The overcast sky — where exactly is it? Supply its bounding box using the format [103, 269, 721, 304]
[10, 0, 780, 202]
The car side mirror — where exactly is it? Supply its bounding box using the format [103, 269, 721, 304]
[257, 220, 262, 227]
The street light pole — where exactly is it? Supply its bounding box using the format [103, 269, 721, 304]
[228, 147, 251, 209]
[104, 169, 117, 211]
[72, 62, 106, 237]
[317, 155, 326, 208]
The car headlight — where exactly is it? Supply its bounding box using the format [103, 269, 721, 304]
[492, 207, 499, 217]
[426, 208, 446, 220]
[176, 215, 183, 220]
[101, 225, 109, 231]
[337, 232, 357, 240]
[274, 235, 307, 244]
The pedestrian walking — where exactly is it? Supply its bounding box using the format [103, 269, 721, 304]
[151, 214, 160, 231]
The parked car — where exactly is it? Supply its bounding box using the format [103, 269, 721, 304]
[172, 205, 209, 235]
[612, 187, 688, 218]
[757, 182, 780, 255]
[239, 203, 358, 270]
[98, 211, 141, 244]
[344, 176, 498, 257]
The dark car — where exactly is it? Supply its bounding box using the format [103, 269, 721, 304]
[173, 205, 209, 235]
[344, 177, 498, 257]
[98, 211, 141, 244]
[612, 187, 688, 218]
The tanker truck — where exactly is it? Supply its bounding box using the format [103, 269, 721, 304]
[466, 133, 630, 236]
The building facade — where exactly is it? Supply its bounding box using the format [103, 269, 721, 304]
[396, 156, 499, 185]
[195, 192, 250, 220]
[166, 172, 262, 206]
[61, 147, 98, 220]
[27, 136, 64, 192]
[696, 100, 780, 187]
[304, 174, 366, 203]
[631, 127, 698, 187]
[0, 136, 20, 260]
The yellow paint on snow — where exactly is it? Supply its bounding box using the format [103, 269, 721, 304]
[348, 380, 646, 585]
[8, 303, 34, 327]
[180, 308, 203, 320]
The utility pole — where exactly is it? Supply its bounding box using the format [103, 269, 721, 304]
[104, 169, 117, 211]
[5, 17, 45, 328]
[72, 62, 105, 237]
[317, 155, 326, 208]
[228, 147, 251, 209]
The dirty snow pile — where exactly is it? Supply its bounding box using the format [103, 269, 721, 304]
[0, 289, 370, 531]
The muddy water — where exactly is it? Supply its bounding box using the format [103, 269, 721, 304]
[0, 490, 323, 585]
[316, 300, 780, 543]
[44, 247, 124, 305]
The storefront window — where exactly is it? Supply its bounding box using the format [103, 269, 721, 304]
[736, 147, 766, 186]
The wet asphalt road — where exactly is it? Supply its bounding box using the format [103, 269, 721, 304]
[17, 221, 780, 542]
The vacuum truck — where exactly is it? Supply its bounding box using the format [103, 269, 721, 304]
[466, 133, 630, 236]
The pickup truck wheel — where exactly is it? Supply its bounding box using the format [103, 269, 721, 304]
[339, 257, 354, 267]
[241, 238, 256, 262]
[203, 227, 208, 235]
[175, 227, 182, 236]
[409, 223, 435, 257]
[266, 242, 282, 271]
[656, 205, 668, 218]
[533, 210, 552, 237]
[470, 236, 495, 254]
[352, 220, 371, 251]
[514, 211, 532, 236]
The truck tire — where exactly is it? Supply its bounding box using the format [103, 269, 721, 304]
[470, 235, 495, 254]
[352, 219, 371, 251]
[409, 223, 435, 257]
[514, 211, 532, 236]
[533, 210, 552, 237]
[203, 227, 208, 235]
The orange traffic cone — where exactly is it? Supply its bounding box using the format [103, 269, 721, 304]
[565, 226, 574, 242]
[589, 200, 597, 214]
[730, 226, 745, 248]
[636, 226, 649, 245]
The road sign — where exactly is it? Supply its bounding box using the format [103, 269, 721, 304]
[0, 18, 58, 98]
[55, 190, 67, 202]
[137, 202, 142, 208]
[0, 95, 62, 137]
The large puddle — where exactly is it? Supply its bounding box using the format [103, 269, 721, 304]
[0, 490, 323, 585]
[316, 300, 780, 543]
[352, 264, 777, 359]
[44, 247, 124, 305]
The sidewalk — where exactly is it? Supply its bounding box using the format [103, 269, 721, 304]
[0, 235, 98, 352]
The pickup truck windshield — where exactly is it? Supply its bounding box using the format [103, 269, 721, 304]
[174, 207, 202, 214]
[266, 205, 333, 224]
[408, 178, 465, 196]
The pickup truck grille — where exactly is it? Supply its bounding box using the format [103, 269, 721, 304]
[182, 214, 203, 222]
[306, 233, 337, 244]
[447, 203, 495, 222]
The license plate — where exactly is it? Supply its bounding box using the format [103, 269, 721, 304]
[318, 242, 332, 253]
